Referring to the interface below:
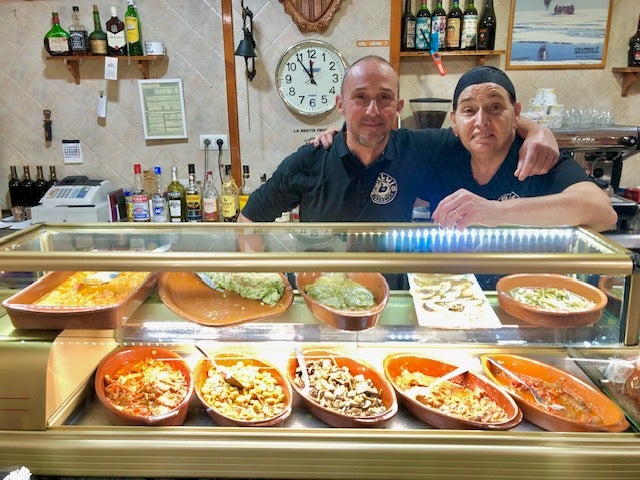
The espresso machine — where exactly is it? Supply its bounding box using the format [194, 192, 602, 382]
[553, 126, 640, 244]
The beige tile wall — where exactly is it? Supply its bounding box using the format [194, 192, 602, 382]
[1, 0, 640, 211]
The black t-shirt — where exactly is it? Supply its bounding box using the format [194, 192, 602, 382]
[242, 128, 459, 222]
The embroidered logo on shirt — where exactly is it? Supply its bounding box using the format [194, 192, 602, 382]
[497, 192, 520, 201]
[370, 172, 398, 204]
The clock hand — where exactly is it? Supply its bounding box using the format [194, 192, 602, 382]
[308, 60, 317, 85]
[297, 58, 315, 84]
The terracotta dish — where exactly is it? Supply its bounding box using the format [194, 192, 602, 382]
[496, 274, 607, 328]
[383, 353, 522, 430]
[481, 353, 629, 432]
[295, 272, 389, 331]
[286, 348, 398, 428]
[95, 346, 194, 426]
[193, 351, 293, 427]
[158, 272, 293, 326]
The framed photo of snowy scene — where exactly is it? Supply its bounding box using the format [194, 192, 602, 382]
[506, 0, 613, 70]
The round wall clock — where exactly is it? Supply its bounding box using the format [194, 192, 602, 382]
[275, 40, 348, 116]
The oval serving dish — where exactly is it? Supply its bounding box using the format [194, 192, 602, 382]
[383, 353, 522, 430]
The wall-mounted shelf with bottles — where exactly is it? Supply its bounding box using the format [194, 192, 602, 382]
[612, 67, 640, 97]
[46, 55, 166, 85]
[400, 49, 505, 65]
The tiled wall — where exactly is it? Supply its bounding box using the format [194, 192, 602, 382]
[1, 0, 640, 211]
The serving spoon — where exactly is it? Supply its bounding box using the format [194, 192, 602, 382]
[485, 356, 564, 411]
[294, 346, 311, 393]
[194, 345, 246, 390]
[405, 364, 471, 399]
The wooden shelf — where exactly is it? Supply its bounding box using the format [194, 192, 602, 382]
[612, 67, 640, 97]
[400, 50, 505, 65]
[46, 55, 166, 84]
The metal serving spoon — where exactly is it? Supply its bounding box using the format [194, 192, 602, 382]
[294, 346, 311, 393]
[194, 345, 246, 390]
[485, 356, 564, 411]
[405, 364, 470, 399]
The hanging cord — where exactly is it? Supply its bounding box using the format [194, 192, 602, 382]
[203, 138, 211, 184]
[217, 138, 224, 184]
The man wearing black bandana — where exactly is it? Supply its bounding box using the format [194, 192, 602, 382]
[240, 57, 558, 225]
[429, 66, 617, 232]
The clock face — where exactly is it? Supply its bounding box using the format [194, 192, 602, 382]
[275, 40, 347, 116]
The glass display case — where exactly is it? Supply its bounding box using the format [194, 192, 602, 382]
[0, 222, 639, 479]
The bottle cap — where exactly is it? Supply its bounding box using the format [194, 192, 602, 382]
[154, 166, 162, 175]
[111, 7, 117, 16]
[133, 163, 142, 174]
[188, 163, 195, 173]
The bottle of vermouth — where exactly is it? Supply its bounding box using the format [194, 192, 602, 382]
[477, 0, 496, 51]
[47, 165, 58, 188]
[89, 4, 108, 55]
[8, 166, 25, 221]
[461, 0, 479, 50]
[446, 0, 463, 50]
[44, 11, 72, 56]
[106, 6, 127, 56]
[166, 165, 186, 222]
[185, 163, 202, 222]
[131, 163, 150, 222]
[401, 0, 416, 51]
[415, 1, 431, 52]
[221, 164, 239, 222]
[629, 13, 640, 67]
[125, 0, 144, 56]
[21, 166, 38, 220]
[68, 6, 89, 55]
[151, 166, 168, 222]
[35, 165, 49, 202]
[431, 0, 447, 51]
[202, 170, 220, 222]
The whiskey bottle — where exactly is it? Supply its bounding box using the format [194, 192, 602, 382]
[401, 0, 416, 51]
[44, 12, 71, 56]
[446, 0, 463, 50]
[106, 6, 127, 56]
[477, 0, 496, 51]
[415, 1, 431, 51]
[166, 165, 186, 222]
[131, 163, 150, 222]
[202, 170, 220, 222]
[221, 165, 239, 222]
[629, 14, 640, 67]
[125, 0, 144, 56]
[8, 166, 25, 221]
[461, 0, 479, 50]
[68, 6, 89, 55]
[89, 5, 108, 55]
[185, 163, 202, 222]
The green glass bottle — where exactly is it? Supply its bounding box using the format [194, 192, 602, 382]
[44, 11, 71, 56]
[88, 4, 107, 55]
[125, 0, 144, 55]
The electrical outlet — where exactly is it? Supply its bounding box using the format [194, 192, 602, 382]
[199, 134, 228, 150]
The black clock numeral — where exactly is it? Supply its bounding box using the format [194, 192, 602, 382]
[297, 95, 306, 105]
[284, 74, 293, 84]
[288, 86, 296, 96]
[331, 73, 340, 83]
[285, 61, 297, 72]
[328, 61, 336, 71]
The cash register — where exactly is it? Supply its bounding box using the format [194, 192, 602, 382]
[30, 176, 115, 223]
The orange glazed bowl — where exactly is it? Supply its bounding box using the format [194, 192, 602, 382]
[193, 351, 293, 427]
[295, 272, 390, 331]
[481, 353, 629, 433]
[383, 353, 522, 430]
[496, 274, 607, 328]
[286, 348, 398, 428]
[95, 346, 193, 426]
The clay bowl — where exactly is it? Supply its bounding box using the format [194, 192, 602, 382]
[193, 351, 293, 427]
[383, 353, 522, 430]
[481, 353, 629, 432]
[286, 348, 398, 428]
[295, 272, 390, 331]
[95, 346, 193, 426]
[496, 274, 607, 328]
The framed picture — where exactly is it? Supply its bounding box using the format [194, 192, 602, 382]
[506, 0, 613, 70]
[138, 79, 187, 140]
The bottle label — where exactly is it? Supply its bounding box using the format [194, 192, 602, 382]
[126, 17, 140, 43]
[48, 37, 70, 53]
[131, 193, 150, 222]
[152, 195, 167, 222]
[461, 14, 478, 48]
[203, 197, 219, 221]
[238, 193, 250, 212]
[446, 18, 461, 48]
[69, 31, 88, 52]
[415, 18, 431, 50]
[186, 193, 202, 222]
[405, 20, 416, 49]
[168, 198, 182, 221]
[90, 38, 107, 55]
[221, 194, 238, 221]
[107, 29, 127, 53]
[432, 17, 447, 50]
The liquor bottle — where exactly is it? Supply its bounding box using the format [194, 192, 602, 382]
[461, 0, 479, 50]
[446, 0, 463, 50]
[166, 165, 186, 222]
[106, 6, 127, 56]
[221, 165, 239, 222]
[44, 12, 71, 56]
[238, 165, 253, 213]
[8, 166, 25, 221]
[151, 166, 168, 222]
[89, 5, 108, 55]
[477, 0, 496, 51]
[415, 1, 431, 52]
[202, 170, 220, 222]
[401, 0, 416, 51]
[125, 0, 144, 56]
[21, 166, 38, 219]
[35, 165, 49, 202]
[629, 14, 640, 67]
[68, 6, 89, 55]
[131, 163, 150, 222]
[431, 0, 447, 52]
[185, 163, 202, 222]
[47, 165, 58, 188]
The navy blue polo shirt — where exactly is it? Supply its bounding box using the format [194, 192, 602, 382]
[242, 128, 459, 222]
